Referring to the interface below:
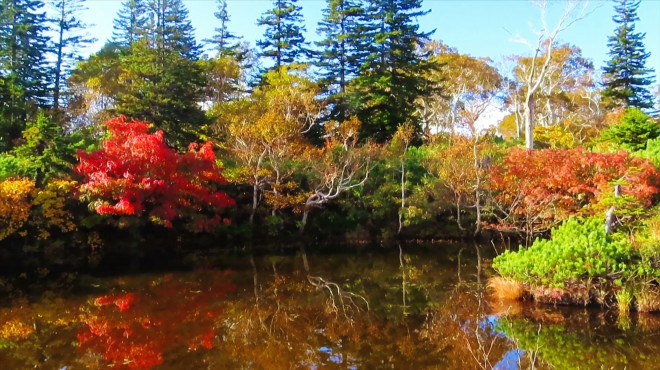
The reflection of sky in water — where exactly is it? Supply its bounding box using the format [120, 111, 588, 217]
[479, 315, 524, 370]
[319, 346, 343, 364]
[479, 314, 508, 336]
[493, 349, 525, 370]
[313, 346, 357, 369]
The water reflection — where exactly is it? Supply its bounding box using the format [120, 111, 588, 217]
[0, 244, 659, 369]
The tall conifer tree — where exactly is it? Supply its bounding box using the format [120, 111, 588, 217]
[349, 0, 436, 142]
[315, 0, 366, 122]
[116, 39, 206, 148]
[0, 0, 51, 150]
[257, 0, 306, 68]
[602, 0, 655, 109]
[107, 0, 205, 147]
[316, 0, 365, 93]
[112, 0, 149, 47]
[145, 0, 199, 59]
[206, 0, 242, 58]
[51, 0, 95, 109]
[161, 0, 199, 59]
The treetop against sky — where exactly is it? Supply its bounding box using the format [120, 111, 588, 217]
[75, 0, 659, 76]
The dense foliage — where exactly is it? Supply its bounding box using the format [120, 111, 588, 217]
[493, 217, 639, 288]
[76, 116, 235, 231]
[489, 147, 660, 234]
[0, 0, 659, 302]
[602, 108, 660, 151]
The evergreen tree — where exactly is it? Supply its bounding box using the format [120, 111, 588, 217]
[161, 0, 200, 59]
[0, 0, 51, 151]
[115, 39, 207, 149]
[349, 0, 436, 142]
[257, 0, 306, 68]
[112, 0, 149, 47]
[105, 0, 204, 147]
[145, 0, 200, 59]
[602, 0, 655, 109]
[0, 112, 82, 185]
[316, 0, 365, 91]
[315, 0, 365, 121]
[205, 0, 242, 59]
[51, 0, 95, 109]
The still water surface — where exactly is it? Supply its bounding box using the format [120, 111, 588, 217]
[1, 243, 659, 369]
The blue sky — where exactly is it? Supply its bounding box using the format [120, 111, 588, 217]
[78, 0, 659, 84]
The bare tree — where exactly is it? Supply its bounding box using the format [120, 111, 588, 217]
[512, 0, 590, 149]
[299, 117, 373, 233]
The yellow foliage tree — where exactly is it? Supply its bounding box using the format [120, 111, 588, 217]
[223, 65, 322, 224]
[533, 123, 577, 149]
[0, 177, 78, 241]
[0, 178, 35, 240]
[31, 178, 78, 240]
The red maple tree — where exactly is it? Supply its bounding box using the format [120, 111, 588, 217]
[489, 147, 660, 234]
[76, 117, 235, 230]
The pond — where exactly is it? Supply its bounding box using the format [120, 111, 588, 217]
[1, 242, 659, 369]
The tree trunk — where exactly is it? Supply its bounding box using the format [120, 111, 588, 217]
[473, 138, 482, 237]
[54, 6, 65, 110]
[398, 159, 405, 235]
[605, 184, 621, 234]
[299, 209, 309, 234]
[455, 193, 465, 231]
[249, 181, 258, 224]
[524, 94, 535, 150]
[514, 99, 521, 139]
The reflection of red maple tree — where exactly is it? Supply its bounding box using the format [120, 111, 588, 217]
[77, 270, 235, 369]
[76, 116, 235, 230]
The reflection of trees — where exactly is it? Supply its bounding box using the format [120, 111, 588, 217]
[307, 275, 370, 318]
[208, 249, 372, 368]
[0, 295, 82, 369]
[301, 245, 370, 319]
[495, 307, 660, 369]
[76, 270, 235, 369]
[4, 249, 660, 368]
[207, 249, 503, 368]
[420, 283, 515, 369]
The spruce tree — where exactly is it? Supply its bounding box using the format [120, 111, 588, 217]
[145, 0, 199, 59]
[206, 0, 242, 58]
[315, 0, 365, 121]
[602, 0, 655, 109]
[349, 0, 436, 142]
[0, 0, 51, 150]
[112, 0, 149, 47]
[51, 0, 95, 109]
[108, 0, 204, 147]
[316, 0, 365, 92]
[161, 0, 200, 59]
[116, 39, 206, 149]
[257, 0, 306, 68]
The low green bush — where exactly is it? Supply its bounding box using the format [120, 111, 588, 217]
[635, 137, 660, 169]
[601, 108, 660, 151]
[493, 217, 638, 288]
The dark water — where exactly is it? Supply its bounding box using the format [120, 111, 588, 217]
[1, 243, 659, 369]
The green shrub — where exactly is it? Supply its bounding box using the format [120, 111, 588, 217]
[602, 108, 660, 151]
[493, 217, 636, 288]
[635, 137, 660, 168]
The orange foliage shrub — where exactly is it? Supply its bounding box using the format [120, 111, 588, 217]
[489, 147, 660, 233]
